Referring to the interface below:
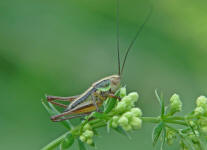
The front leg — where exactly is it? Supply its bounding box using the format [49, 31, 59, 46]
[107, 93, 121, 101]
[98, 90, 121, 101]
[91, 95, 100, 112]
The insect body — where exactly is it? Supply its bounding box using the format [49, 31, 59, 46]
[46, 0, 152, 122]
[68, 75, 120, 111]
[47, 75, 120, 121]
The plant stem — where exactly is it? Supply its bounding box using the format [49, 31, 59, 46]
[164, 120, 187, 126]
[141, 117, 160, 123]
[141, 116, 188, 126]
[41, 115, 191, 150]
[165, 116, 185, 120]
[41, 131, 70, 150]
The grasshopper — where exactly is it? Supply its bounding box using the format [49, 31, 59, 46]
[46, 0, 152, 122]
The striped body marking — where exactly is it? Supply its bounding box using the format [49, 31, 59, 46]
[47, 0, 152, 122]
[64, 75, 117, 112]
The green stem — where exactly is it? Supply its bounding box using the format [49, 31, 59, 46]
[164, 116, 185, 120]
[141, 116, 188, 126]
[164, 120, 187, 126]
[141, 117, 160, 123]
[165, 115, 195, 121]
[41, 115, 191, 150]
[41, 131, 70, 150]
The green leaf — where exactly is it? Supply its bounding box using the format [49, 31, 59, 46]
[104, 90, 120, 113]
[90, 112, 107, 119]
[180, 135, 196, 150]
[155, 90, 165, 117]
[104, 98, 117, 113]
[41, 132, 70, 150]
[160, 127, 166, 150]
[42, 99, 56, 116]
[93, 129, 99, 136]
[152, 122, 164, 147]
[155, 90, 161, 106]
[113, 126, 131, 140]
[98, 85, 111, 92]
[160, 93, 165, 117]
[198, 132, 207, 150]
[178, 128, 199, 150]
[107, 121, 111, 133]
[163, 125, 193, 150]
[42, 99, 72, 130]
[77, 139, 87, 150]
[89, 142, 96, 148]
[60, 134, 74, 150]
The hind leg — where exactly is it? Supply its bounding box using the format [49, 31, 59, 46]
[51, 112, 91, 122]
[46, 95, 79, 108]
[46, 95, 79, 101]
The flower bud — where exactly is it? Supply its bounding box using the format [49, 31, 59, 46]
[130, 108, 142, 117]
[170, 94, 180, 103]
[115, 102, 126, 113]
[83, 124, 91, 131]
[122, 96, 132, 105]
[188, 131, 199, 143]
[86, 138, 93, 145]
[194, 106, 205, 116]
[128, 92, 139, 102]
[120, 87, 127, 98]
[189, 121, 196, 127]
[123, 112, 133, 119]
[196, 96, 207, 107]
[196, 96, 207, 111]
[170, 94, 182, 113]
[166, 128, 176, 145]
[201, 126, 207, 134]
[198, 118, 207, 126]
[83, 130, 94, 138]
[112, 116, 119, 122]
[112, 122, 118, 128]
[79, 135, 86, 142]
[122, 124, 132, 131]
[130, 117, 142, 129]
[126, 105, 133, 111]
[180, 140, 188, 150]
[118, 116, 128, 126]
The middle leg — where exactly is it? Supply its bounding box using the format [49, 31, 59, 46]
[91, 95, 100, 112]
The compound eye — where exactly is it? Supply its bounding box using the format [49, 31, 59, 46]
[111, 78, 119, 85]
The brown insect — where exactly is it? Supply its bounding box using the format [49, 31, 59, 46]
[46, 0, 152, 122]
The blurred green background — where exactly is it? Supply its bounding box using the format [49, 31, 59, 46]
[1, 0, 207, 149]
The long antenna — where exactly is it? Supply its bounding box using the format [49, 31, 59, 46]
[116, 0, 121, 75]
[120, 6, 153, 75]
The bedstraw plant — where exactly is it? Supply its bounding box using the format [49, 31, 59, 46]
[41, 87, 207, 150]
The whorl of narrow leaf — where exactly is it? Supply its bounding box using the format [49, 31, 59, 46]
[152, 122, 164, 146]
[42, 87, 207, 150]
